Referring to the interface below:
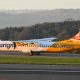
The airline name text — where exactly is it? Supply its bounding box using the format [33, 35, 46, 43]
[0, 44, 14, 49]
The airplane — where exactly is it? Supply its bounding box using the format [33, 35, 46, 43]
[0, 32, 80, 55]
[13, 31, 80, 55]
[0, 37, 56, 53]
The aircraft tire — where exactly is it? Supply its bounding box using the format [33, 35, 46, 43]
[30, 51, 40, 56]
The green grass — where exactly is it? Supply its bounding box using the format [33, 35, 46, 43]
[0, 55, 80, 65]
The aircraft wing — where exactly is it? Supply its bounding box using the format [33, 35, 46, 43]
[18, 37, 56, 43]
[34, 37, 56, 42]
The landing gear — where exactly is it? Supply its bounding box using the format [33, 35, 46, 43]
[30, 51, 40, 56]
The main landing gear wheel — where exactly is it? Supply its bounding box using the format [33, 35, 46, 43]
[30, 51, 40, 56]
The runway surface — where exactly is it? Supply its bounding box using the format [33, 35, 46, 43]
[0, 52, 80, 80]
[0, 52, 80, 58]
[0, 64, 80, 80]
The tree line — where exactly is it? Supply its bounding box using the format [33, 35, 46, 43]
[0, 20, 80, 40]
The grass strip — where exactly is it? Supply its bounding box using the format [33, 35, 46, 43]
[0, 55, 80, 65]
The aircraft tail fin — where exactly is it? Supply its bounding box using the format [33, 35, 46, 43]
[71, 32, 80, 40]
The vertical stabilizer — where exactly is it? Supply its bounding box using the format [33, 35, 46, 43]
[71, 31, 80, 40]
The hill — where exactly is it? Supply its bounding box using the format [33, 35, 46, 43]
[0, 9, 80, 28]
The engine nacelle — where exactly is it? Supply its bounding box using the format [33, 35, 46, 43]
[20, 49, 32, 55]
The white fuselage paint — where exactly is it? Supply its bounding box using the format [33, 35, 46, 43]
[16, 42, 55, 53]
[15, 43, 46, 53]
[0, 41, 14, 51]
[0, 41, 55, 53]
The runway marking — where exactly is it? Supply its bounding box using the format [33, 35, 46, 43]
[0, 70, 80, 73]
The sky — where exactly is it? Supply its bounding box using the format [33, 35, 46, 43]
[0, 0, 80, 10]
